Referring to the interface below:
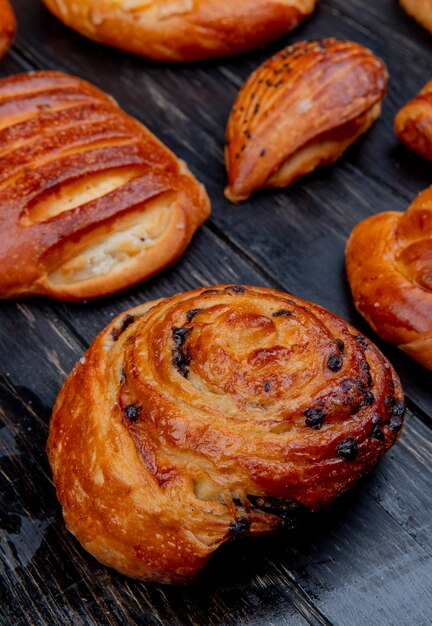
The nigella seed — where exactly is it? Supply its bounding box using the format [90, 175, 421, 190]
[186, 308, 203, 322]
[354, 335, 368, 349]
[336, 339, 345, 353]
[272, 309, 292, 317]
[336, 437, 359, 461]
[327, 354, 343, 372]
[304, 406, 326, 429]
[111, 314, 135, 341]
[124, 404, 142, 423]
[225, 285, 247, 294]
[228, 517, 252, 539]
[263, 381, 272, 392]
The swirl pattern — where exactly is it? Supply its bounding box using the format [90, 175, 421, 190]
[48, 286, 405, 583]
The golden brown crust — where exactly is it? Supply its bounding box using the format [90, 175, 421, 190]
[48, 285, 405, 583]
[346, 187, 432, 370]
[225, 39, 387, 203]
[395, 80, 432, 160]
[0, 0, 16, 59]
[0, 71, 210, 300]
[400, 0, 432, 33]
[42, 0, 317, 62]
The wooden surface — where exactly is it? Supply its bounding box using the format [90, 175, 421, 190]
[1, 1, 431, 624]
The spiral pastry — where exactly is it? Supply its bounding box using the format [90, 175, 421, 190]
[48, 285, 405, 583]
[346, 188, 432, 370]
[395, 80, 432, 161]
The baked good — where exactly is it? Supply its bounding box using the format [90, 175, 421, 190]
[400, 0, 432, 33]
[346, 188, 432, 370]
[48, 285, 405, 583]
[42, 0, 317, 62]
[0, 71, 210, 300]
[225, 39, 387, 203]
[0, 0, 16, 59]
[395, 80, 432, 160]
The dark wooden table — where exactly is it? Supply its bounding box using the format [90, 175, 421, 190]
[1, 1, 431, 624]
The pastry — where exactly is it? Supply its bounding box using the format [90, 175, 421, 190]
[395, 80, 432, 160]
[42, 0, 317, 62]
[400, 0, 432, 33]
[48, 285, 405, 583]
[0, 71, 210, 300]
[346, 188, 432, 370]
[225, 39, 387, 203]
[0, 0, 16, 59]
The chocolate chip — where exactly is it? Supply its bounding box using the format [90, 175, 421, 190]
[111, 314, 135, 341]
[186, 308, 203, 322]
[263, 381, 272, 392]
[336, 339, 345, 353]
[272, 309, 292, 317]
[172, 327, 192, 347]
[260, 148, 266, 157]
[172, 327, 193, 378]
[124, 404, 141, 423]
[370, 416, 385, 441]
[228, 517, 251, 539]
[225, 285, 247, 294]
[389, 399, 405, 432]
[359, 391, 375, 407]
[354, 335, 368, 349]
[304, 405, 326, 429]
[232, 496, 243, 507]
[327, 354, 343, 372]
[360, 360, 373, 388]
[337, 437, 359, 461]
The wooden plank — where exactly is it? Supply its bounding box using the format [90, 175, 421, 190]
[9, 0, 432, 415]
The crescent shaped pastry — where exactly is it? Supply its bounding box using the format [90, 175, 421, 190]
[400, 0, 432, 33]
[42, 0, 317, 62]
[395, 80, 432, 161]
[0, 71, 210, 300]
[0, 0, 16, 59]
[225, 39, 387, 203]
[346, 188, 432, 370]
[48, 285, 405, 584]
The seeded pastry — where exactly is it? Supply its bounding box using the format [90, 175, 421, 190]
[42, 0, 317, 62]
[395, 81, 432, 161]
[225, 39, 387, 203]
[400, 0, 432, 33]
[0, 71, 210, 300]
[48, 285, 405, 583]
[346, 187, 432, 370]
[0, 0, 16, 59]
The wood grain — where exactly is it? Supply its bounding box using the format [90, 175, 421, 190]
[1, 0, 431, 623]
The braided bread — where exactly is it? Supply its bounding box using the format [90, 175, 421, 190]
[400, 0, 432, 33]
[224, 39, 387, 203]
[395, 80, 432, 161]
[0, 0, 16, 59]
[0, 71, 210, 300]
[48, 285, 405, 583]
[42, 0, 317, 62]
[346, 188, 432, 370]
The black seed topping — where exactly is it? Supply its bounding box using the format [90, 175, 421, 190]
[272, 309, 292, 317]
[111, 314, 135, 341]
[327, 354, 343, 372]
[354, 335, 368, 349]
[225, 285, 247, 294]
[186, 308, 203, 322]
[336, 339, 345, 353]
[201, 289, 219, 295]
[228, 517, 252, 539]
[370, 416, 385, 442]
[124, 404, 142, 423]
[172, 327, 193, 378]
[304, 405, 326, 429]
[263, 381, 272, 392]
[389, 399, 405, 432]
[336, 437, 359, 461]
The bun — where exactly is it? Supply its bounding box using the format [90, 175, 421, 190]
[0, 71, 210, 300]
[48, 285, 405, 583]
[42, 0, 317, 62]
[346, 188, 432, 370]
[225, 39, 387, 203]
[400, 0, 432, 33]
[395, 80, 432, 161]
[0, 0, 16, 59]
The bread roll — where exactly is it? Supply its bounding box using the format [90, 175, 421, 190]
[48, 285, 405, 583]
[395, 80, 432, 161]
[0, 71, 210, 300]
[0, 0, 16, 59]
